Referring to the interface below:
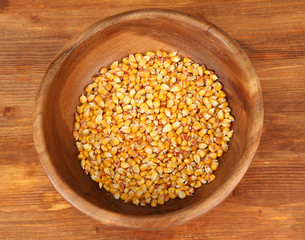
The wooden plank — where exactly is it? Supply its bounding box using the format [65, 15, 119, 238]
[0, 0, 305, 239]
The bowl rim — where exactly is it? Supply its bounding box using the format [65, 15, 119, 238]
[33, 8, 264, 230]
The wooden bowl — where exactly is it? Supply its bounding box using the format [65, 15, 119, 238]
[33, 9, 263, 229]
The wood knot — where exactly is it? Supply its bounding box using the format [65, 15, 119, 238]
[0, 0, 10, 12]
[30, 14, 40, 23]
[3, 107, 15, 119]
[257, 208, 263, 217]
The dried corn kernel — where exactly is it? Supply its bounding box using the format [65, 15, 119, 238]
[74, 50, 234, 207]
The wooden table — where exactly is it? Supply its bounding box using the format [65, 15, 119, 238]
[1, 0, 304, 239]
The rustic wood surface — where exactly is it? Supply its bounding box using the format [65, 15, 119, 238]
[0, 0, 304, 239]
[33, 9, 264, 230]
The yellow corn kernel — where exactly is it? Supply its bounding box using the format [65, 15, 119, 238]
[208, 174, 216, 183]
[121, 126, 131, 134]
[75, 50, 233, 207]
[193, 121, 202, 131]
[217, 149, 223, 157]
[79, 95, 87, 104]
[159, 91, 167, 101]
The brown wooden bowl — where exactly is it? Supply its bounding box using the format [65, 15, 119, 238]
[33, 9, 263, 229]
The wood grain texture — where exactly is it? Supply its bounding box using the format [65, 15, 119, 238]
[0, 0, 305, 238]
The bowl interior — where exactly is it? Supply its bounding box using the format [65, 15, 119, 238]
[36, 10, 263, 229]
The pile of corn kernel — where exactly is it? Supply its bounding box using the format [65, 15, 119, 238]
[73, 50, 234, 207]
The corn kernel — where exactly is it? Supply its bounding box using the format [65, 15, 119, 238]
[74, 50, 233, 207]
